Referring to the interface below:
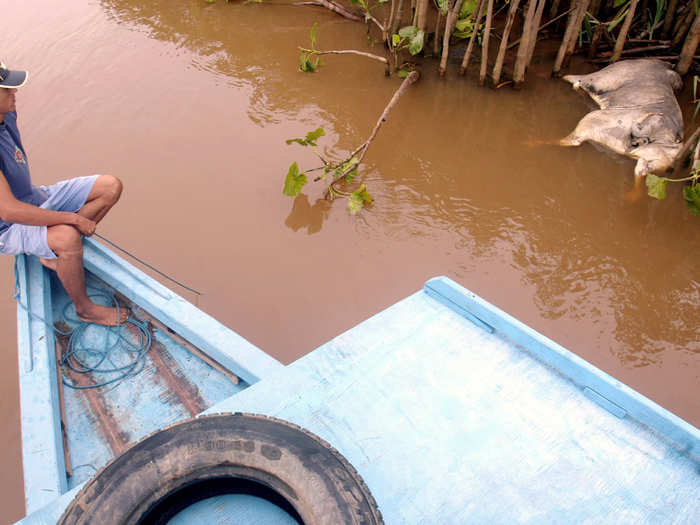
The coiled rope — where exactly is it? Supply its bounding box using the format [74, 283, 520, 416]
[14, 256, 153, 389]
[13, 233, 205, 389]
[13, 233, 204, 389]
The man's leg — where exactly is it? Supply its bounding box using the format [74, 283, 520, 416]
[40, 175, 123, 271]
[76, 174, 123, 224]
[46, 224, 129, 326]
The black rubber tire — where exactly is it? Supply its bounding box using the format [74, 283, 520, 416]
[59, 413, 383, 525]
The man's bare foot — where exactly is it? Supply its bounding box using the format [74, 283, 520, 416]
[76, 304, 130, 326]
[40, 258, 58, 271]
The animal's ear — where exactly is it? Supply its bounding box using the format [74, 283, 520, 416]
[666, 69, 683, 92]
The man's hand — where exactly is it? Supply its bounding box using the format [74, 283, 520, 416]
[73, 214, 96, 236]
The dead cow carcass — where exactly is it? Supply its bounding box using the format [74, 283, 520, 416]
[561, 59, 683, 182]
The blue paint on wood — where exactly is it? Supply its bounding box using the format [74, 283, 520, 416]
[16, 255, 68, 513]
[82, 239, 284, 385]
[16, 274, 700, 524]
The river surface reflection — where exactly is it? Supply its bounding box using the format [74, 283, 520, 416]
[2, 0, 698, 521]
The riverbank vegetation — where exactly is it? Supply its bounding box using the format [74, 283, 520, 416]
[233, 0, 700, 213]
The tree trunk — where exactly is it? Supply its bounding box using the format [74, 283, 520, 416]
[434, 11, 443, 56]
[479, 0, 495, 85]
[461, 0, 488, 74]
[673, 6, 696, 47]
[492, 0, 522, 85]
[391, 0, 405, 35]
[662, 0, 680, 39]
[611, 0, 640, 62]
[440, 0, 466, 76]
[526, 0, 548, 66]
[415, 0, 430, 31]
[588, 22, 607, 58]
[513, 0, 539, 86]
[552, 0, 590, 75]
[589, 0, 602, 19]
[677, 13, 700, 75]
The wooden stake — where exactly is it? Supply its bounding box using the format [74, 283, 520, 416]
[434, 11, 443, 56]
[611, 0, 640, 62]
[677, 13, 700, 75]
[391, 0, 405, 35]
[662, 0, 680, 39]
[480, 0, 495, 85]
[513, 0, 541, 87]
[461, 0, 487, 74]
[415, 0, 430, 31]
[552, 0, 590, 75]
[492, 0, 522, 85]
[440, 0, 465, 76]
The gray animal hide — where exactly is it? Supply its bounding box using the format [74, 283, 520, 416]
[561, 59, 684, 178]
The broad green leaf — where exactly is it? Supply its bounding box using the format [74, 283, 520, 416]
[348, 184, 373, 214]
[398, 25, 419, 40]
[459, 0, 478, 17]
[310, 22, 318, 48]
[304, 127, 325, 146]
[283, 162, 307, 196]
[398, 69, 410, 78]
[392, 33, 402, 47]
[683, 184, 700, 215]
[348, 193, 364, 214]
[408, 30, 425, 55]
[646, 174, 668, 200]
[455, 18, 474, 32]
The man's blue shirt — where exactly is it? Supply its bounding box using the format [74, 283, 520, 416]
[0, 111, 47, 233]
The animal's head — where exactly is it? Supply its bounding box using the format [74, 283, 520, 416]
[633, 143, 681, 177]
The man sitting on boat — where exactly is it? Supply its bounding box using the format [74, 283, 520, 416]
[0, 61, 128, 326]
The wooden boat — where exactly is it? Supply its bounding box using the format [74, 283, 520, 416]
[13, 237, 284, 517]
[14, 243, 700, 524]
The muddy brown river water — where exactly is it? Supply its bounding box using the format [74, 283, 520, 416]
[2, 0, 699, 521]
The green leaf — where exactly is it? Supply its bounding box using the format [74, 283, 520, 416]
[299, 53, 316, 72]
[646, 174, 668, 200]
[310, 22, 318, 48]
[398, 25, 419, 40]
[398, 69, 410, 78]
[392, 33, 402, 47]
[345, 167, 358, 184]
[455, 18, 471, 32]
[437, 0, 449, 15]
[348, 193, 364, 214]
[613, 0, 629, 8]
[408, 30, 425, 55]
[459, 0, 478, 17]
[348, 184, 373, 214]
[304, 127, 325, 146]
[283, 162, 307, 196]
[683, 184, 700, 215]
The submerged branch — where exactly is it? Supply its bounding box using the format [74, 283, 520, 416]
[329, 71, 420, 190]
[300, 47, 388, 64]
[294, 0, 363, 21]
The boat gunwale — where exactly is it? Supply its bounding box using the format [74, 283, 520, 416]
[424, 276, 700, 462]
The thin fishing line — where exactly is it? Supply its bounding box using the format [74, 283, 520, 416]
[93, 233, 203, 296]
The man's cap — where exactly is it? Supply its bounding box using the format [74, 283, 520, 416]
[0, 62, 28, 88]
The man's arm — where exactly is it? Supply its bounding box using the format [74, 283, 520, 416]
[0, 169, 96, 235]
